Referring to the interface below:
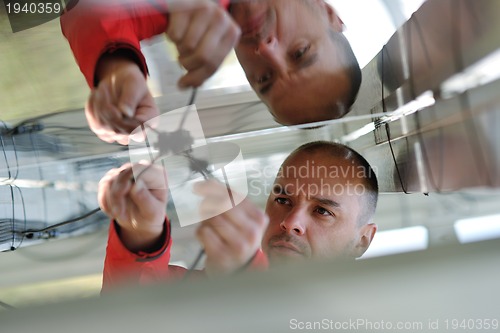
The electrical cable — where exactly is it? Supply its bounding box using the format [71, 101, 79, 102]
[125, 88, 209, 277]
[29, 131, 48, 223]
[381, 45, 409, 194]
[173, 89, 211, 276]
[4, 87, 250, 277]
[11, 185, 27, 251]
[9, 88, 207, 277]
[0, 184, 26, 251]
[15, 88, 199, 240]
[9, 185, 15, 250]
[0, 121, 20, 183]
[381, 4, 466, 195]
[177, 87, 198, 131]
[3, 108, 84, 136]
[141, 124, 156, 162]
[381, 0, 493, 198]
[182, 246, 205, 280]
[11, 137, 19, 180]
[0, 135, 12, 181]
[133, 88, 200, 180]
[18, 207, 101, 238]
[15, 224, 108, 262]
[42, 125, 91, 131]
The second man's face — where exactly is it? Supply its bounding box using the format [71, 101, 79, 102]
[230, 0, 352, 125]
[261, 151, 367, 263]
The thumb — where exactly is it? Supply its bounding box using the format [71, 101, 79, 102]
[118, 103, 135, 119]
[130, 179, 163, 218]
[117, 77, 149, 118]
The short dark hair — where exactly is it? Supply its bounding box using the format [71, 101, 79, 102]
[286, 141, 378, 225]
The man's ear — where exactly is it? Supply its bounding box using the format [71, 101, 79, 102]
[354, 223, 377, 258]
[322, 2, 344, 32]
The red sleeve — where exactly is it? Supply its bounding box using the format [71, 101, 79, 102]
[60, 0, 232, 88]
[102, 219, 267, 292]
[101, 219, 188, 293]
[250, 249, 269, 270]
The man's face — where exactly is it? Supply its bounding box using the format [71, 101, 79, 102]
[261, 151, 372, 263]
[230, 0, 351, 125]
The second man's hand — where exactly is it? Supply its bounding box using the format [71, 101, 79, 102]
[194, 180, 269, 277]
[167, 0, 241, 88]
[86, 0, 240, 145]
[98, 162, 168, 253]
[88, 56, 158, 145]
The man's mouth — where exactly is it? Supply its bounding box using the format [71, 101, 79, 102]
[269, 240, 304, 257]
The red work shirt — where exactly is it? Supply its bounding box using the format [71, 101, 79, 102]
[103, 220, 268, 293]
[60, 0, 231, 87]
[61, 0, 268, 291]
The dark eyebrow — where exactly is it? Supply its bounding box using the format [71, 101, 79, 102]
[273, 185, 340, 208]
[311, 196, 341, 208]
[272, 184, 291, 196]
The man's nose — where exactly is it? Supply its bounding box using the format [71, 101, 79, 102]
[254, 36, 285, 73]
[280, 208, 306, 236]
